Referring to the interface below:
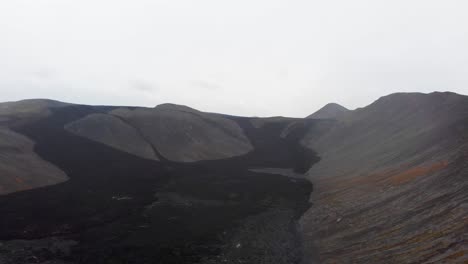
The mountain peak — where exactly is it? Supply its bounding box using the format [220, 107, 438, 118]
[366, 91, 468, 114]
[307, 103, 349, 119]
[154, 103, 200, 113]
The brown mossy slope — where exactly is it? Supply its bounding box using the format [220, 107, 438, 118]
[301, 92, 468, 263]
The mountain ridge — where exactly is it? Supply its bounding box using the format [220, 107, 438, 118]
[0, 91, 467, 263]
[300, 91, 468, 263]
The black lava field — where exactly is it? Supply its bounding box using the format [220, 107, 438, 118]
[0, 106, 319, 264]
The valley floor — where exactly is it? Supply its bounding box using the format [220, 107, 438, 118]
[0, 106, 317, 264]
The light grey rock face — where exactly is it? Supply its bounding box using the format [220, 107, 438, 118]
[111, 105, 253, 162]
[307, 103, 349, 120]
[65, 113, 159, 160]
[0, 128, 68, 195]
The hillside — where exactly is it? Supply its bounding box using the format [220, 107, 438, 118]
[65, 104, 254, 163]
[109, 104, 253, 162]
[301, 92, 468, 263]
[0, 100, 69, 194]
[0, 92, 467, 263]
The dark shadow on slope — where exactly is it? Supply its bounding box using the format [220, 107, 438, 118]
[198, 116, 320, 174]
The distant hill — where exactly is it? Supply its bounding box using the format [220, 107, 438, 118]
[307, 103, 349, 119]
[0, 99, 69, 118]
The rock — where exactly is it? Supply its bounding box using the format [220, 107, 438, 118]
[65, 113, 159, 160]
[0, 128, 68, 195]
[110, 105, 253, 162]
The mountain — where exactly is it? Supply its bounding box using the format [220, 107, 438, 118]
[307, 102, 349, 119]
[65, 103, 253, 162]
[108, 104, 253, 162]
[300, 92, 468, 263]
[0, 92, 467, 263]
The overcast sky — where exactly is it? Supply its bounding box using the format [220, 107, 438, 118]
[1, 0, 467, 117]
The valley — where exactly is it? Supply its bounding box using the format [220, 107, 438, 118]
[0, 104, 318, 263]
[0, 92, 467, 263]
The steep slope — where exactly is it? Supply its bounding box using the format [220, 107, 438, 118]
[109, 104, 253, 162]
[0, 100, 254, 194]
[307, 103, 349, 119]
[300, 92, 468, 263]
[0, 128, 68, 195]
[0, 99, 69, 195]
[65, 113, 159, 160]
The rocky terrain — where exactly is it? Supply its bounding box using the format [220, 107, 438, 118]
[301, 92, 468, 263]
[0, 102, 317, 263]
[67, 104, 253, 163]
[65, 113, 160, 161]
[0, 92, 467, 263]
